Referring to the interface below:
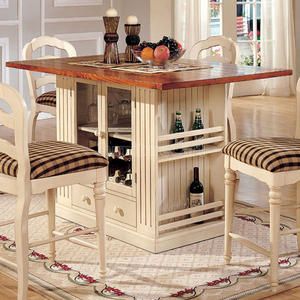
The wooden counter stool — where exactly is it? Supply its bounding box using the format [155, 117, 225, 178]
[22, 36, 77, 140]
[223, 79, 300, 288]
[189, 36, 239, 141]
[223, 135, 300, 289]
[0, 83, 108, 300]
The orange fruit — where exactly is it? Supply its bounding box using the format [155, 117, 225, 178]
[141, 47, 154, 60]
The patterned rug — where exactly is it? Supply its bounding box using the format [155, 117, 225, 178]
[0, 194, 299, 300]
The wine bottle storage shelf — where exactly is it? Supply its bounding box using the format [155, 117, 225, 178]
[109, 132, 132, 142]
[158, 145, 222, 163]
[157, 126, 224, 163]
[158, 201, 224, 233]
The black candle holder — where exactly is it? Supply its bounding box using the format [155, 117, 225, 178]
[103, 16, 120, 64]
[124, 24, 141, 63]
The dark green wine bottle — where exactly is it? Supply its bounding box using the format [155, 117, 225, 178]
[173, 111, 184, 153]
[189, 167, 204, 218]
[192, 108, 204, 150]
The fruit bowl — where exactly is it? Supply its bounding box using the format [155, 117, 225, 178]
[131, 36, 185, 68]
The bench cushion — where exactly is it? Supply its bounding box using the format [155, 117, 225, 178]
[222, 137, 300, 173]
[36, 90, 56, 107]
[0, 141, 108, 179]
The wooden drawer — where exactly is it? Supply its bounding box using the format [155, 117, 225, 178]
[106, 194, 136, 227]
[72, 185, 136, 227]
[72, 184, 95, 213]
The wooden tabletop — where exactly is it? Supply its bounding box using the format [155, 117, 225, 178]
[6, 55, 292, 90]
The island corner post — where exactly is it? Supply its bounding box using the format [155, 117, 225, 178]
[6, 56, 292, 252]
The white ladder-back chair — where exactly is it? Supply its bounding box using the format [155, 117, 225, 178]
[223, 79, 300, 289]
[22, 36, 77, 140]
[0, 83, 107, 299]
[189, 36, 239, 142]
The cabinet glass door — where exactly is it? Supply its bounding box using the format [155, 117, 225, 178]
[76, 82, 98, 150]
[106, 87, 133, 190]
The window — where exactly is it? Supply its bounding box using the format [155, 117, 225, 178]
[209, 0, 262, 66]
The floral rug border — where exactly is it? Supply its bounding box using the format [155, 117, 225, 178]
[0, 214, 298, 300]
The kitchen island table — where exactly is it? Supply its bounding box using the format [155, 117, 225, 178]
[7, 56, 292, 252]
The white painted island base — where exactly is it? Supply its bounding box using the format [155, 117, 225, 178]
[55, 75, 227, 253]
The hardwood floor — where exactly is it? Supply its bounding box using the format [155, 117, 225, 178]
[0, 270, 50, 299]
[0, 95, 299, 299]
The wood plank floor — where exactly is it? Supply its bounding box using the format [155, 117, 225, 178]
[0, 94, 299, 299]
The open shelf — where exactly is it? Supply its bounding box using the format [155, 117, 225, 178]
[78, 123, 98, 136]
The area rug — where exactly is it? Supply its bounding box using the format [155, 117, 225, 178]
[0, 194, 299, 300]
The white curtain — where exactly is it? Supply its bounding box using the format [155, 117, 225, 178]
[174, 0, 210, 51]
[261, 0, 296, 96]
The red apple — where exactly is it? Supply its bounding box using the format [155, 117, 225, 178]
[154, 45, 170, 61]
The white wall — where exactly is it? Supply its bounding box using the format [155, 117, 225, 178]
[295, 0, 300, 80]
[0, 0, 151, 107]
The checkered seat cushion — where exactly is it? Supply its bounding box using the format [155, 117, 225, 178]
[222, 137, 300, 173]
[36, 90, 56, 107]
[0, 141, 108, 179]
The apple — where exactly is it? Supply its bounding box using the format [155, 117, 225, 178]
[154, 45, 170, 61]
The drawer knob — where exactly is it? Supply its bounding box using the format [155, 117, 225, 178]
[82, 196, 91, 205]
[113, 206, 124, 217]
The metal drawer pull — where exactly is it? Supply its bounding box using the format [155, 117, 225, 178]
[113, 206, 124, 217]
[82, 196, 92, 205]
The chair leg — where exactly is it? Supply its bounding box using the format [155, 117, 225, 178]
[296, 182, 300, 251]
[15, 192, 31, 300]
[47, 189, 56, 262]
[94, 180, 106, 279]
[269, 186, 281, 289]
[224, 168, 237, 265]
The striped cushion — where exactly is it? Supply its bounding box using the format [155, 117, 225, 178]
[0, 141, 108, 179]
[36, 91, 56, 107]
[222, 137, 300, 173]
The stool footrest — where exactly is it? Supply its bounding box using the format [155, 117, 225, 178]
[280, 228, 300, 236]
[0, 210, 49, 227]
[53, 230, 97, 249]
[229, 233, 270, 257]
[29, 227, 98, 248]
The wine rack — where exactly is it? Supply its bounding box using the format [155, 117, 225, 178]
[56, 76, 226, 253]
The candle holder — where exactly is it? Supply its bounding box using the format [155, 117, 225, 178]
[124, 24, 141, 63]
[103, 16, 120, 64]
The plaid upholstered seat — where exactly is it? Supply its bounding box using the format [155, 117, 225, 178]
[36, 90, 56, 107]
[0, 141, 108, 179]
[222, 137, 300, 173]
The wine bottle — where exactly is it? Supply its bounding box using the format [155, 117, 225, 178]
[124, 171, 133, 186]
[189, 167, 204, 218]
[192, 108, 204, 150]
[173, 111, 184, 153]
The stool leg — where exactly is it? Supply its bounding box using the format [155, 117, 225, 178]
[224, 168, 237, 265]
[296, 182, 300, 251]
[94, 180, 106, 279]
[15, 191, 31, 300]
[269, 186, 281, 289]
[47, 189, 56, 262]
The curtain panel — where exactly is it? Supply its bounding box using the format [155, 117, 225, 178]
[261, 0, 296, 96]
[174, 0, 210, 52]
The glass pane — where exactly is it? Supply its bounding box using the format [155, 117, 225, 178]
[237, 3, 253, 41]
[107, 87, 132, 187]
[237, 2, 261, 41]
[239, 41, 261, 66]
[210, 0, 222, 36]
